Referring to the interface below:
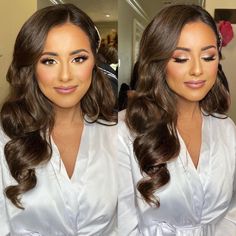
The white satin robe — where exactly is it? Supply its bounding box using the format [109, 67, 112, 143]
[0, 121, 117, 236]
[118, 111, 236, 236]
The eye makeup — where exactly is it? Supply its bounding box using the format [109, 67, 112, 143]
[72, 55, 89, 63]
[40, 58, 57, 65]
[172, 57, 188, 63]
[202, 55, 217, 62]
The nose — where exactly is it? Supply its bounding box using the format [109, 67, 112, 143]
[189, 58, 203, 77]
[60, 62, 71, 82]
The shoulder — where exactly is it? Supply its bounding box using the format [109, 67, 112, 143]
[118, 109, 126, 126]
[84, 119, 117, 141]
[207, 114, 236, 133]
[89, 119, 117, 130]
[206, 114, 236, 143]
[118, 110, 129, 136]
[0, 126, 9, 149]
[118, 110, 134, 146]
[84, 114, 117, 129]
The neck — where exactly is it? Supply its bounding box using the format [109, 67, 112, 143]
[177, 100, 201, 122]
[54, 105, 83, 127]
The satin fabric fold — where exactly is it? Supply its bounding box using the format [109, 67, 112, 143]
[0, 121, 117, 235]
[118, 110, 236, 236]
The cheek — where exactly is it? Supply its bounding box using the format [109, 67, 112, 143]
[203, 62, 219, 89]
[166, 63, 186, 87]
[207, 63, 218, 80]
[71, 63, 94, 82]
[35, 66, 56, 86]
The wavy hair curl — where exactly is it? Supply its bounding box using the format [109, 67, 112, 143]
[126, 4, 230, 206]
[1, 3, 116, 209]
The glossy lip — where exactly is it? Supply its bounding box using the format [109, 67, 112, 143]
[184, 80, 206, 89]
[54, 85, 78, 94]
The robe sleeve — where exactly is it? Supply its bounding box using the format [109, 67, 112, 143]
[215, 119, 236, 235]
[118, 116, 140, 236]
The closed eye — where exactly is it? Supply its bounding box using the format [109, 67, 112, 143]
[172, 57, 188, 63]
[72, 55, 88, 63]
[40, 58, 57, 65]
[202, 56, 216, 62]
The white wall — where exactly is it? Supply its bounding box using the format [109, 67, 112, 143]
[95, 21, 118, 40]
[118, 0, 149, 88]
[37, 0, 52, 9]
[205, 0, 236, 16]
[205, 0, 236, 122]
[0, 0, 37, 106]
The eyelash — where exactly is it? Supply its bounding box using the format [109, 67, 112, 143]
[40, 58, 56, 65]
[40, 55, 89, 65]
[72, 55, 88, 63]
[172, 55, 216, 63]
[172, 58, 188, 63]
[202, 56, 216, 62]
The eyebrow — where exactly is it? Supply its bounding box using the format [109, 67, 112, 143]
[41, 49, 89, 56]
[175, 45, 216, 52]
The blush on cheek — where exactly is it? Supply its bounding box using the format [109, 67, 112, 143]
[73, 64, 94, 82]
[83, 70, 93, 82]
[166, 63, 185, 85]
[35, 68, 56, 84]
[209, 64, 218, 80]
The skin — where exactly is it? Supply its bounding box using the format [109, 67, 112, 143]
[166, 21, 219, 169]
[35, 23, 95, 112]
[166, 21, 219, 106]
[35, 23, 95, 178]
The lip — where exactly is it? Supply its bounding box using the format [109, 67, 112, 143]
[54, 85, 78, 94]
[184, 80, 206, 89]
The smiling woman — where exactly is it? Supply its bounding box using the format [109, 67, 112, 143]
[0, 3, 117, 235]
[166, 21, 219, 105]
[35, 23, 95, 110]
[118, 4, 236, 236]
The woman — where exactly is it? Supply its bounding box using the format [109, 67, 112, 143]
[118, 4, 236, 235]
[0, 4, 117, 235]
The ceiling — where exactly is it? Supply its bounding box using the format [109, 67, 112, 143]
[41, 0, 203, 23]
[138, 0, 204, 19]
[63, 0, 117, 22]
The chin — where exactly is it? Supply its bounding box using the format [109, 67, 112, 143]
[186, 90, 211, 101]
[177, 94, 209, 104]
[53, 101, 81, 109]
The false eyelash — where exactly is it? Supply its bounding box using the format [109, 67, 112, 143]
[202, 56, 216, 62]
[172, 57, 188, 63]
[40, 58, 56, 65]
[73, 55, 89, 63]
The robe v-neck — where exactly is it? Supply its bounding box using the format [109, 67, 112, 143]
[51, 123, 87, 182]
[118, 110, 236, 235]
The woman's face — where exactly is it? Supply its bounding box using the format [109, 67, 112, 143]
[166, 21, 219, 104]
[35, 23, 95, 109]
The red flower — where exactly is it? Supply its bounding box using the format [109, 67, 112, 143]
[218, 20, 234, 47]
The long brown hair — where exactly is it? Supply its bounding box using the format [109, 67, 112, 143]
[1, 3, 116, 209]
[126, 4, 230, 206]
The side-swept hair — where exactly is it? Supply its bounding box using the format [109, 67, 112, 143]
[126, 4, 230, 206]
[1, 3, 117, 208]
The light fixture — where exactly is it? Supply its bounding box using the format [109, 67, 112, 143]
[49, 0, 64, 4]
[105, 14, 111, 18]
